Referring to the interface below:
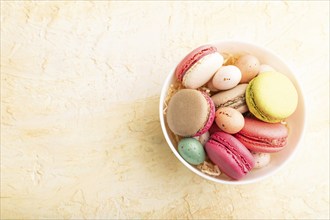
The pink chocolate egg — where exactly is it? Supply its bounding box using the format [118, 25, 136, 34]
[215, 107, 244, 134]
[235, 54, 260, 83]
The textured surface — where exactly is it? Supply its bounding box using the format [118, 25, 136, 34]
[1, 1, 329, 219]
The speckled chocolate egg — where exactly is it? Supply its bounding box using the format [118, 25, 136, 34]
[235, 54, 260, 83]
[215, 107, 244, 134]
[251, 152, 271, 168]
[194, 131, 210, 146]
[259, 64, 275, 74]
[178, 138, 205, 165]
[212, 65, 242, 90]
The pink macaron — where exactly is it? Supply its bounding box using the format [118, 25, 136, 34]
[175, 45, 224, 89]
[205, 131, 255, 180]
[235, 117, 288, 153]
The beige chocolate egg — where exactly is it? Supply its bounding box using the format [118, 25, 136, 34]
[235, 54, 260, 83]
[215, 107, 244, 134]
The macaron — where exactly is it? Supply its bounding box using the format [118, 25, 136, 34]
[175, 45, 224, 89]
[178, 138, 206, 165]
[235, 54, 260, 83]
[166, 89, 215, 137]
[212, 65, 241, 90]
[215, 107, 244, 134]
[205, 132, 255, 180]
[235, 117, 288, 153]
[211, 84, 248, 113]
[245, 72, 298, 123]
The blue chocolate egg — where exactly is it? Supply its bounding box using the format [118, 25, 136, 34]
[178, 138, 205, 165]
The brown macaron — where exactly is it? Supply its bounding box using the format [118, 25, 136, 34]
[166, 89, 215, 137]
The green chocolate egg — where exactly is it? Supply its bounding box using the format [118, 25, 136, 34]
[178, 138, 205, 165]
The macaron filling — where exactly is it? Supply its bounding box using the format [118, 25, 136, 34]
[211, 84, 248, 113]
[215, 94, 246, 110]
[235, 132, 287, 148]
[176, 46, 217, 81]
[194, 93, 215, 137]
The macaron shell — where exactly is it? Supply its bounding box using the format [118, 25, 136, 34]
[246, 72, 298, 123]
[205, 132, 255, 180]
[194, 93, 215, 137]
[183, 52, 223, 89]
[166, 89, 211, 137]
[175, 45, 217, 82]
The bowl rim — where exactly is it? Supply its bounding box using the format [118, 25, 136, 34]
[159, 40, 306, 185]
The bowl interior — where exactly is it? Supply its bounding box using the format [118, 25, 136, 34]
[159, 41, 306, 184]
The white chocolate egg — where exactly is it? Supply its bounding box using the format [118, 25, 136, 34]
[251, 152, 271, 168]
[212, 65, 241, 90]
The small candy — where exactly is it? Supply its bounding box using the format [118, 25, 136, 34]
[251, 152, 271, 169]
[212, 65, 241, 90]
[194, 131, 210, 146]
[235, 54, 260, 83]
[259, 64, 275, 74]
[215, 107, 244, 134]
[178, 138, 206, 165]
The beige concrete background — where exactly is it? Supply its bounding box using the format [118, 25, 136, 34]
[1, 1, 329, 219]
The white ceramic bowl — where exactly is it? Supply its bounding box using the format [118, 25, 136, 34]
[159, 41, 306, 184]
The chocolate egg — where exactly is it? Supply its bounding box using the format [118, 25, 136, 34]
[178, 138, 205, 165]
[194, 131, 210, 146]
[215, 107, 244, 134]
[251, 152, 271, 168]
[259, 64, 275, 74]
[235, 54, 260, 83]
[212, 65, 241, 90]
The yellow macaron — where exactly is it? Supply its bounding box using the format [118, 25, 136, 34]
[246, 72, 298, 123]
